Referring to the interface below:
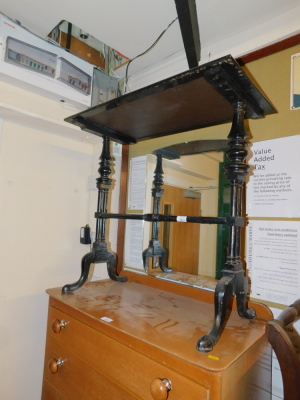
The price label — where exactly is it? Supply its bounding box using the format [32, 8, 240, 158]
[177, 216, 187, 222]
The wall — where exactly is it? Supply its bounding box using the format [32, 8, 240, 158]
[0, 82, 120, 399]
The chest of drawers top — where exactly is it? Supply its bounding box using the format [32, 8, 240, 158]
[47, 278, 269, 373]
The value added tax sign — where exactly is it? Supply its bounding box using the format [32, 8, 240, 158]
[246, 135, 300, 218]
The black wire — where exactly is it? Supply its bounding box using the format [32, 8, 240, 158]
[125, 17, 179, 89]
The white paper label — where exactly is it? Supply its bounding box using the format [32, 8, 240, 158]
[177, 216, 187, 222]
[100, 317, 113, 323]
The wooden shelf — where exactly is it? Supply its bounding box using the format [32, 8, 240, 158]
[65, 54, 276, 144]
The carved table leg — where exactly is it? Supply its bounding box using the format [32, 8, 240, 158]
[143, 239, 169, 272]
[62, 251, 96, 293]
[197, 275, 234, 352]
[143, 154, 172, 273]
[197, 101, 255, 352]
[62, 136, 126, 293]
[235, 268, 255, 319]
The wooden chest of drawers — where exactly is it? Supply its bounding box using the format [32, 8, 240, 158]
[42, 275, 272, 400]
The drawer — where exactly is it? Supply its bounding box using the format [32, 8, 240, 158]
[43, 336, 139, 400]
[42, 379, 67, 400]
[47, 306, 209, 400]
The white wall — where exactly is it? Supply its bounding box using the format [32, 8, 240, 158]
[0, 83, 120, 399]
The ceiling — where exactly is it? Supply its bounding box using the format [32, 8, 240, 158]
[1, 0, 300, 79]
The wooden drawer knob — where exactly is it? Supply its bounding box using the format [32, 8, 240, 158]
[51, 319, 67, 334]
[150, 378, 172, 400]
[48, 358, 65, 374]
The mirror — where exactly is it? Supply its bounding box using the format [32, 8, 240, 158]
[123, 140, 230, 289]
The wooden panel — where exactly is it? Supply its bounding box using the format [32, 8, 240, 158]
[87, 77, 233, 141]
[120, 271, 273, 321]
[43, 337, 138, 400]
[221, 339, 272, 400]
[65, 55, 276, 144]
[266, 299, 300, 400]
[237, 33, 300, 65]
[59, 32, 105, 70]
[46, 307, 209, 400]
[160, 184, 200, 274]
[42, 380, 67, 400]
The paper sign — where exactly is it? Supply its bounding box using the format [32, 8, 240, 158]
[128, 156, 147, 210]
[124, 220, 144, 270]
[247, 220, 300, 306]
[247, 136, 300, 217]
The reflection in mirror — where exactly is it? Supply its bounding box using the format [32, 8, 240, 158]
[123, 140, 230, 289]
[146, 152, 223, 277]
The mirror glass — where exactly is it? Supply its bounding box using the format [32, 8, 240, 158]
[123, 140, 230, 289]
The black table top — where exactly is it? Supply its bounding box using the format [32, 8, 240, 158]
[65, 55, 276, 145]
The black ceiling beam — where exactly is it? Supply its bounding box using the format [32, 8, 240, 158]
[174, 0, 201, 68]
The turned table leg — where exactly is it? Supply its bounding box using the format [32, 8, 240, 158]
[197, 101, 255, 352]
[143, 154, 172, 273]
[62, 136, 126, 294]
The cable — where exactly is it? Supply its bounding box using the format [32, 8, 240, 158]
[125, 16, 179, 90]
